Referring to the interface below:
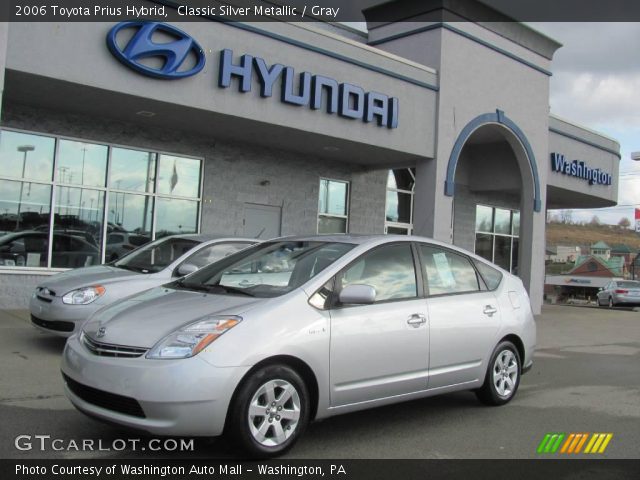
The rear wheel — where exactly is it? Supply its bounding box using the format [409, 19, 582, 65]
[476, 341, 521, 406]
[226, 365, 309, 458]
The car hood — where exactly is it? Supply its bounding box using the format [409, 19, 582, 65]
[39, 265, 142, 294]
[82, 287, 263, 348]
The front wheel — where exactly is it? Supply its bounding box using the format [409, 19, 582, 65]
[476, 341, 521, 406]
[226, 365, 310, 458]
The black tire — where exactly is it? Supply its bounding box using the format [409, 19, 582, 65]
[476, 341, 521, 406]
[226, 364, 310, 458]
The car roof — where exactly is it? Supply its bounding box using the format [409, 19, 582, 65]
[172, 233, 257, 243]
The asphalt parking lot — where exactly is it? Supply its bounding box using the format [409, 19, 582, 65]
[1, 305, 638, 459]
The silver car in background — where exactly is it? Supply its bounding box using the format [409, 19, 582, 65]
[30, 234, 256, 336]
[61, 235, 536, 457]
[597, 280, 640, 307]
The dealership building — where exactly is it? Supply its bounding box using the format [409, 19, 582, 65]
[0, 0, 620, 312]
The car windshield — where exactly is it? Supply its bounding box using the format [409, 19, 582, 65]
[176, 241, 355, 298]
[113, 237, 199, 273]
[617, 281, 640, 288]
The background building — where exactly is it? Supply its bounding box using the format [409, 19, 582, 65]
[0, 0, 620, 311]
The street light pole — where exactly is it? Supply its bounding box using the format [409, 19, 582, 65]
[16, 145, 35, 230]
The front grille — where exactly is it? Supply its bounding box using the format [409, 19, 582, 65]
[62, 373, 146, 418]
[31, 315, 74, 332]
[81, 333, 147, 358]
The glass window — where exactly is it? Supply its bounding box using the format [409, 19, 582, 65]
[318, 179, 349, 234]
[107, 192, 153, 237]
[493, 235, 512, 270]
[475, 205, 493, 233]
[0, 231, 49, 267]
[494, 208, 511, 235]
[473, 258, 503, 290]
[474, 205, 519, 274]
[318, 216, 347, 234]
[114, 237, 199, 273]
[385, 168, 415, 235]
[57, 140, 108, 188]
[340, 243, 417, 302]
[0, 131, 55, 182]
[0, 129, 203, 270]
[420, 245, 480, 295]
[157, 155, 201, 198]
[319, 179, 348, 216]
[474, 233, 493, 263]
[110, 148, 156, 193]
[512, 211, 520, 236]
[183, 242, 253, 269]
[0, 179, 52, 234]
[386, 226, 410, 235]
[155, 197, 199, 238]
[385, 190, 412, 223]
[52, 187, 103, 268]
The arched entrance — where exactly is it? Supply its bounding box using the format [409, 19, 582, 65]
[444, 110, 539, 292]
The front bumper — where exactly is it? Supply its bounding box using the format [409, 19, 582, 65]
[61, 334, 251, 436]
[29, 294, 102, 337]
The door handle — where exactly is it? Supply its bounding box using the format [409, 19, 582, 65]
[483, 305, 498, 317]
[407, 313, 427, 327]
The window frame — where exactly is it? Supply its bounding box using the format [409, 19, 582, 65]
[0, 127, 204, 274]
[317, 177, 350, 234]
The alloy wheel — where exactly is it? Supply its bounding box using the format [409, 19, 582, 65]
[248, 379, 301, 447]
[492, 349, 518, 398]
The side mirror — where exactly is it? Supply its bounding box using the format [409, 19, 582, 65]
[177, 263, 199, 277]
[339, 284, 376, 305]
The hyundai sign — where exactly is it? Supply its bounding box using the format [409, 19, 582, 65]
[107, 22, 399, 129]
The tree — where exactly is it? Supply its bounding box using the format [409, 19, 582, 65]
[590, 215, 601, 226]
[560, 209, 573, 224]
[618, 217, 631, 229]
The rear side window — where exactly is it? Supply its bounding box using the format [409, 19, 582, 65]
[419, 245, 480, 296]
[473, 259, 503, 290]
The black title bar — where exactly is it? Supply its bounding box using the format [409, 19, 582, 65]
[3, 0, 640, 22]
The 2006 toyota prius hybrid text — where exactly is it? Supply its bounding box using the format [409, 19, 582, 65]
[30, 234, 256, 336]
[61, 235, 536, 457]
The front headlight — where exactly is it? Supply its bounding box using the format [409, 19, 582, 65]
[62, 286, 106, 305]
[146, 315, 242, 360]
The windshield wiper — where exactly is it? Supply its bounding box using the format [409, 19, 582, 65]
[204, 284, 255, 297]
[114, 264, 146, 273]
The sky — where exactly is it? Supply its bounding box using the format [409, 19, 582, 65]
[529, 23, 640, 226]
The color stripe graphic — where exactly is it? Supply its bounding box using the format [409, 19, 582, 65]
[537, 433, 613, 454]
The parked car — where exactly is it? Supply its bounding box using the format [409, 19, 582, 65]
[597, 280, 640, 307]
[0, 230, 99, 268]
[30, 234, 256, 336]
[61, 235, 536, 457]
[105, 232, 151, 261]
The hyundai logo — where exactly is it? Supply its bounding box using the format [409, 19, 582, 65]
[96, 327, 106, 338]
[106, 21, 205, 79]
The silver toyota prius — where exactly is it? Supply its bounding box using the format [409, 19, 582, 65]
[61, 235, 536, 457]
[30, 234, 256, 336]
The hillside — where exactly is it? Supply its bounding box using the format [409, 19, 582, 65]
[546, 222, 640, 251]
